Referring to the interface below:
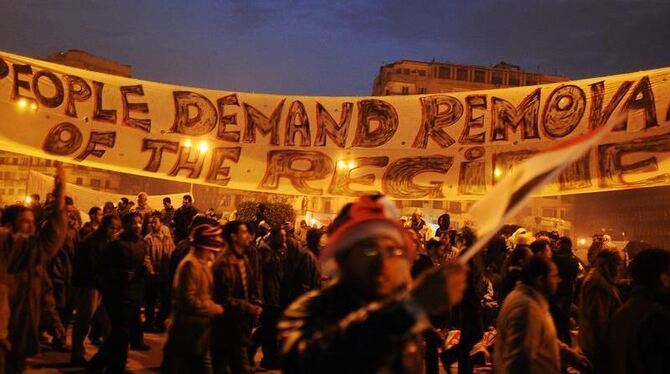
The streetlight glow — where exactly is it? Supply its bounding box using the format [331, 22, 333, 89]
[494, 168, 503, 178]
[337, 160, 346, 170]
[29, 102, 38, 111]
[348, 160, 357, 169]
[198, 141, 209, 153]
[183, 139, 192, 148]
[17, 98, 28, 109]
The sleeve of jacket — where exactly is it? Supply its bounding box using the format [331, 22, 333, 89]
[278, 292, 426, 374]
[212, 261, 258, 316]
[175, 261, 223, 317]
[638, 311, 670, 374]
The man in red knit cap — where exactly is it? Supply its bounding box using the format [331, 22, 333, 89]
[278, 195, 467, 374]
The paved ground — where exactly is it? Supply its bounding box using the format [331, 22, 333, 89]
[25, 331, 493, 373]
[26, 332, 164, 373]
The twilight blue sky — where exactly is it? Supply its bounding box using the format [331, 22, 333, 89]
[1, 0, 668, 96]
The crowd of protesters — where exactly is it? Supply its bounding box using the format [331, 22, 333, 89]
[0, 165, 669, 373]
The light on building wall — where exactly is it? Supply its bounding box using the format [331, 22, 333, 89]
[337, 160, 346, 170]
[578, 237, 587, 246]
[348, 160, 357, 170]
[337, 160, 356, 170]
[494, 167, 503, 179]
[198, 141, 209, 153]
[17, 98, 28, 109]
[29, 102, 38, 111]
[24, 195, 32, 204]
[183, 139, 192, 148]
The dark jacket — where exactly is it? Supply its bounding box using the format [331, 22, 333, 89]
[211, 248, 261, 338]
[279, 281, 426, 374]
[173, 205, 198, 243]
[578, 269, 621, 373]
[71, 229, 111, 288]
[608, 288, 670, 374]
[283, 244, 321, 306]
[98, 232, 148, 305]
[258, 243, 285, 308]
[552, 251, 580, 309]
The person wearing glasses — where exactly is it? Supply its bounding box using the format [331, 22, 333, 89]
[278, 195, 467, 374]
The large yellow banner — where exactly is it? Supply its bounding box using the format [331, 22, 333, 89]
[0, 51, 668, 199]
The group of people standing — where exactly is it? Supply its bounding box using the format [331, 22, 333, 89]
[1, 164, 669, 374]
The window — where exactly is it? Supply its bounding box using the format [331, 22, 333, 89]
[0, 157, 6, 163]
[401, 86, 409, 95]
[0, 189, 4, 195]
[12, 158, 18, 165]
[418, 70, 426, 77]
[438, 66, 450, 79]
[491, 71, 503, 85]
[418, 87, 427, 94]
[90, 178, 101, 188]
[526, 75, 538, 86]
[395, 68, 402, 74]
[402, 68, 410, 75]
[324, 199, 332, 213]
[542, 208, 556, 218]
[449, 202, 462, 213]
[508, 73, 520, 86]
[456, 67, 468, 81]
[410, 200, 423, 208]
[474, 70, 486, 83]
[385, 89, 390, 95]
[432, 200, 444, 209]
[105, 180, 110, 189]
[76, 177, 83, 185]
[8, 189, 14, 195]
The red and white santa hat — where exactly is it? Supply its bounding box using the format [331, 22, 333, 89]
[320, 195, 415, 272]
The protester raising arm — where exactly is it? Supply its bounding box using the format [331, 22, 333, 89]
[8, 162, 67, 273]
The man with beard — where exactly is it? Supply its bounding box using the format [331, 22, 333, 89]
[278, 195, 467, 374]
[88, 212, 150, 373]
[70, 214, 120, 366]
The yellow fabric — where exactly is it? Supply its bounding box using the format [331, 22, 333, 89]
[0, 50, 668, 199]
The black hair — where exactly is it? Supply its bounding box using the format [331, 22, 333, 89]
[30, 193, 40, 201]
[305, 228, 323, 256]
[438, 213, 450, 228]
[163, 197, 171, 204]
[630, 248, 670, 289]
[65, 196, 74, 206]
[557, 236, 572, 253]
[88, 206, 102, 216]
[1, 205, 24, 227]
[121, 211, 142, 227]
[183, 195, 193, 203]
[223, 220, 245, 248]
[530, 239, 551, 255]
[101, 214, 120, 228]
[521, 255, 553, 286]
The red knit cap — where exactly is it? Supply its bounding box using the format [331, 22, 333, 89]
[320, 195, 415, 266]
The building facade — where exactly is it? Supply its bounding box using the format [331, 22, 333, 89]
[372, 60, 568, 96]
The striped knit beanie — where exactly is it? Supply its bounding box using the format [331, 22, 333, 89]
[190, 222, 224, 252]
